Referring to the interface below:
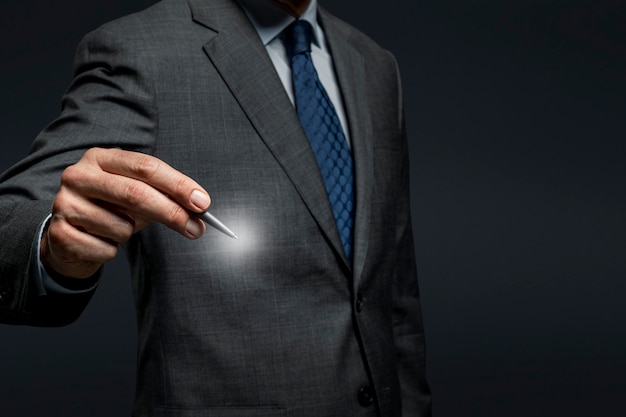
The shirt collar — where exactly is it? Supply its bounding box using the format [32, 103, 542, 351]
[236, 0, 320, 47]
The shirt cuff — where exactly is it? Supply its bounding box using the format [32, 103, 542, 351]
[31, 214, 100, 295]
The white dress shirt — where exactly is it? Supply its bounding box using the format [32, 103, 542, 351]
[237, 0, 351, 144]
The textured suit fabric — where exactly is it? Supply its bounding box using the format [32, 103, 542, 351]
[0, 0, 431, 416]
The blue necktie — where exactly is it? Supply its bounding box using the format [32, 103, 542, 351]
[283, 20, 355, 263]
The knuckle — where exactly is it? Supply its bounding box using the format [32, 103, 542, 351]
[51, 191, 70, 215]
[98, 246, 118, 263]
[174, 176, 192, 198]
[60, 164, 82, 187]
[52, 188, 86, 222]
[47, 219, 76, 253]
[123, 181, 150, 207]
[98, 245, 119, 263]
[130, 154, 160, 180]
[82, 147, 107, 166]
[112, 221, 135, 243]
[49, 218, 118, 264]
[82, 147, 98, 160]
[165, 204, 188, 226]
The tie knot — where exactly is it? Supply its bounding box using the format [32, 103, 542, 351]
[283, 20, 314, 59]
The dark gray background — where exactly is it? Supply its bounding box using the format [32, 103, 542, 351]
[1, 0, 624, 415]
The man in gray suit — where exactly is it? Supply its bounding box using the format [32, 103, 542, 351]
[0, 0, 431, 415]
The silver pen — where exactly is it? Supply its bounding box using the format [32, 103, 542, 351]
[196, 210, 238, 239]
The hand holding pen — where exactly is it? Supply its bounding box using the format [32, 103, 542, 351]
[41, 148, 236, 280]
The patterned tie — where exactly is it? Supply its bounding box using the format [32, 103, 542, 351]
[283, 20, 355, 263]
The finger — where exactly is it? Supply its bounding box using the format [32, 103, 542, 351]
[85, 148, 211, 212]
[48, 215, 119, 263]
[53, 188, 136, 244]
[61, 160, 207, 239]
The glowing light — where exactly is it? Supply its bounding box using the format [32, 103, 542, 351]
[202, 211, 263, 259]
[220, 217, 259, 253]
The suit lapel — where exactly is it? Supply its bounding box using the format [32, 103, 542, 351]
[188, 0, 350, 271]
[319, 9, 375, 284]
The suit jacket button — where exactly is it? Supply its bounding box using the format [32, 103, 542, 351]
[356, 293, 364, 312]
[358, 385, 375, 407]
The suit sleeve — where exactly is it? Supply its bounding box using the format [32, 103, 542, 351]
[390, 55, 433, 416]
[0, 27, 158, 326]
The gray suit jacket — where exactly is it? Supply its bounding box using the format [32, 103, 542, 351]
[0, 0, 431, 415]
